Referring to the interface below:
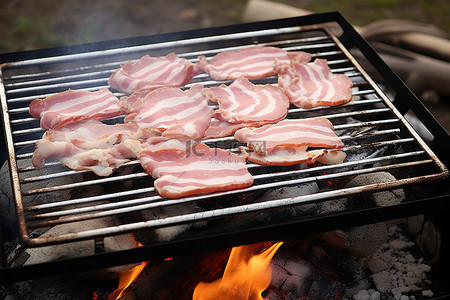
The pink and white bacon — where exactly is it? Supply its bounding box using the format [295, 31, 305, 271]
[108, 52, 196, 95]
[125, 84, 213, 140]
[235, 117, 346, 166]
[197, 46, 311, 81]
[29, 88, 122, 130]
[202, 115, 248, 139]
[32, 119, 147, 176]
[202, 77, 289, 125]
[139, 143, 254, 198]
[277, 58, 353, 108]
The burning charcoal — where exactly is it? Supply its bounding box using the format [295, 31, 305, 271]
[17, 157, 92, 209]
[265, 242, 370, 299]
[257, 183, 322, 215]
[346, 172, 405, 208]
[0, 162, 17, 240]
[197, 183, 326, 235]
[314, 172, 405, 258]
[0, 161, 13, 200]
[121, 242, 275, 300]
[10, 218, 139, 274]
[9, 276, 114, 300]
[253, 183, 348, 223]
[133, 202, 207, 243]
[293, 238, 368, 287]
[407, 215, 441, 267]
[318, 222, 388, 258]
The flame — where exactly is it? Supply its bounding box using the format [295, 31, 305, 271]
[107, 261, 147, 300]
[193, 242, 283, 300]
[107, 238, 148, 300]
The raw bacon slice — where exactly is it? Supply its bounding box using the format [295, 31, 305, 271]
[235, 117, 344, 151]
[119, 88, 153, 114]
[120, 83, 207, 115]
[39, 119, 146, 149]
[29, 88, 122, 130]
[197, 46, 311, 81]
[203, 117, 249, 139]
[124, 84, 213, 140]
[31, 119, 152, 171]
[108, 52, 196, 95]
[59, 139, 142, 176]
[239, 146, 346, 166]
[202, 77, 289, 125]
[141, 138, 188, 152]
[277, 58, 353, 108]
[138, 143, 254, 199]
[202, 111, 252, 139]
[234, 117, 345, 166]
[33, 138, 141, 176]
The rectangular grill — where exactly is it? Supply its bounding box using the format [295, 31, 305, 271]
[1, 13, 449, 278]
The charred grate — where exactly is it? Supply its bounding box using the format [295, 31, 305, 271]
[0, 17, 448, 249]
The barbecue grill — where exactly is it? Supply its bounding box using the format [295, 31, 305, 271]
[1, 12, 449, 283]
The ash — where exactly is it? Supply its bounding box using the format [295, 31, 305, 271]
[354, 224, 433, 300]
[265, 223, 435, 300]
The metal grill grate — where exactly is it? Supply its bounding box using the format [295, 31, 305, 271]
[1, 22, 447, 248]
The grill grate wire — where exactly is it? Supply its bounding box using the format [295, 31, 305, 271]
[1, 24, 447, 247]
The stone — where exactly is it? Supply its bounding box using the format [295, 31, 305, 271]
[415, 220, 441, 266]
[319, 222, 388, 258]
[315, 172, 406, 258]
[345, 172, 405, 209]
[10, 217, 140, 276]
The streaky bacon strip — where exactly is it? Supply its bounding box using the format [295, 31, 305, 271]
[238, 146, 346, 166]
[203, 117, 248, 139]
[141, 137, 188, 152]
[197, 46, 311, 81]
[138, 143, 254, 199]
[33, 138, 141, 176]
[119, 88, 153, 114]
[32, 119, 154, 175]
[29, 88, 122, 130]
[277, 58, 353, 108]
[40, 119, 149, 149]
[202, 77, 289, 125]
[120, 83, 208, 116]
[59, 139, 142, 176]
[108, 52, 196, 95]
[235, 117, 344, 151]
[124, 84, 213, 140]
[234, 117, 345, 166]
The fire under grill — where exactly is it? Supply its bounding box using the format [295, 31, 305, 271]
[1, 12, 449, 280]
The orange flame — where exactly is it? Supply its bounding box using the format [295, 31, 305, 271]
[193, 242, 283, 300]
[107, 239, 148, 300]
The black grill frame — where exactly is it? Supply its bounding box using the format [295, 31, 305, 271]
[1, 11, 449, 283]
